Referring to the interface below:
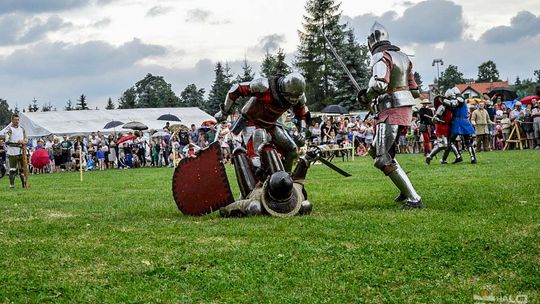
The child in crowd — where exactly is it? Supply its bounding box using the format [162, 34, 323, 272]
[86, 157, 95, 171]
[118, 152, 127, 169]
[500, 114, 511, 141]
[96, 144, 106, 171]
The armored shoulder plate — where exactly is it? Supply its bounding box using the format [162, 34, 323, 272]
[370, 52, 385, 68]
[250, 78, 270, 93]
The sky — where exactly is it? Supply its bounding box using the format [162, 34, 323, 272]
[0, 0, 539, 110]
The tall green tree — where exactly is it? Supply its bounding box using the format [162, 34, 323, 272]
[179, 84, 205, 107]
[274, 48, 291, 75]
[477, 60, 500, 83]
[296, 0, 346, 110]
[414, 72, 423, 88]
[134, 73, 179, 108]
[333, 30, 370, 110]
[76, 94, 89, 110]
[118, 88, 137, 109]
[438, 64, 465, 92]
[0, 98, 13, 126]
[105, 98, 115, 110]
[534, 69, 540, 83]
[237, 57, 255, 83]
[260, 51, 277, 78]
[205, 62, 231, 115]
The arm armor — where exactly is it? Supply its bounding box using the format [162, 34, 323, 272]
[366, 52, 389, 101]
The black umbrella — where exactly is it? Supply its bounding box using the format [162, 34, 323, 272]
[103, 120, 124, 129]
[321, 104, 349, 114]
[487, 87, 518, 101]
[122, 121, 148, 131]
[157, 114, 181, 122]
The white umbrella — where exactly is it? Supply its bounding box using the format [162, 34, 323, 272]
[151, 131, 170, 138]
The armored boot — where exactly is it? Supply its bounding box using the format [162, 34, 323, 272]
[387, 165, 424, 210]
[441, 148, 450, 164]
[468, 145, 477, 164]
[425, 146, 442, 165]
[8, 170, 16, 188]
[450, 144, 463, 164]
[220, 199, 263, 217]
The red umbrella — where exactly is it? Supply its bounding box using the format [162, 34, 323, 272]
[31, 149, 50, 169]
[201, 119, 217, 127]
[117, 134, 136, 145]
[519, 95, 540, 105]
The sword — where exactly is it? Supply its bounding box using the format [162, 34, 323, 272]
[316, 156, 351, 177]
[319, 30, 373, 121]
[306, 146, 351, 177]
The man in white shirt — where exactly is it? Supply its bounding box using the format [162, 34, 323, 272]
[0, 113, 28, 188]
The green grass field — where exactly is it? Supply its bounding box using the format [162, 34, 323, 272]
[1, 150, 539, 303]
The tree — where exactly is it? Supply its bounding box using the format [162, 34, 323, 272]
[296, 0, 347, 110]
[438, 64, 465, 92]
[534, 69, 540, 83]
[105, 98, 115, 110]
[414, 72, 423, 88]
[237, 57, 255, 83]
[0, 98, 13, 126]
[333, 30, 370, 110]
[260, 51, 277, 78]
[204, 62, 231, 115]
[274, 48, 291, 75]
[28, 98, 39, 113]
[41, 102, 53, 112]
[76, 94, 89, 110]
[134, 73, 179, 108]
[477, 60, 500, 83]
[515, 76, 522, 86]
[65, 99, 74, 111]
[179, 84, 205, 107]
[118, 87, 137, 109]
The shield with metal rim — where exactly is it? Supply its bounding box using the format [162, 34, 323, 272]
[172, 141, 234, 216]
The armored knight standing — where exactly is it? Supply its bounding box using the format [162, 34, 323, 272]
[445, 87, 477, 164]
[358, 22, 423, 209]
[214, 72, 309, 172]
[426, 95, 461, 164]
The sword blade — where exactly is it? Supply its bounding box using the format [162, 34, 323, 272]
[319, 30, 362, 92]
[316, 157, 352, 177]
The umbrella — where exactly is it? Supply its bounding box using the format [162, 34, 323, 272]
[519, 95, 540, 105]
[487, 87, 517, 101]
[151, 131, 170, 138]
[321, 104, 349, 114]
[31, 149, 50, 169]
[117, 134, 136, 145]
[169, 124, 188, 133]
[157, 114, 181, 122]
[103, 120, 124, 129]
[123, 121, 148, 131]
[201, 119, 217, 127]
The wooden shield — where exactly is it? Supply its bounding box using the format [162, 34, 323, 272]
[172, 141, 234, 216]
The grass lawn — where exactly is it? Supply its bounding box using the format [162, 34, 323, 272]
[1, 150, 539, 303]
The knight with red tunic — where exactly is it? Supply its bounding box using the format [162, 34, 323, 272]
[357, 22, 423, 209]
[214, 72, 308, 172]
[425, 95, 461, 164]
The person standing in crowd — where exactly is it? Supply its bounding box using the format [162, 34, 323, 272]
[417, 99, 434, 156]
[470, 102, 493, 152]
[1, 113, 28, 188]
[107, 134, 117, 168]
[523, 105, 535, 149]
[357, 22, 423, 209]
[51, 137, 62, 173]
[0, 135, 6, 179]
[189, 124, 199, 144]
[97, 144, 106, 170]
[531, 98, 540, 149]
[60, 135, 72, 171]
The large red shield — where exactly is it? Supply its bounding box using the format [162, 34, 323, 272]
[172, 141, 234, 216]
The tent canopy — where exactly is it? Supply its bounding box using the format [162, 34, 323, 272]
[18, 107, 213, 137]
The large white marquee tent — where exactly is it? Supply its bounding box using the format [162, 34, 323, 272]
[17, 107, 213, 137]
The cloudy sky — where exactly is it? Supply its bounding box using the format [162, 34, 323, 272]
[1, 0, 539, 110]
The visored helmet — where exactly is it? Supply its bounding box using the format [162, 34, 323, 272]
[444, 87, 461, 98]
[367, 21, 390, 52]
[279, 72, 305, 104]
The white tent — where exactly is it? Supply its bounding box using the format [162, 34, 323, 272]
[18, 107, 213, 137]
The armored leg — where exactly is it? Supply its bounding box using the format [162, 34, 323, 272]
[426, 145, 443, 165]
[463, 136, 476, 164]
[220, 199, 263, 217]
[269, 125, 298, 172]
[232, 147, 258, 199]
[387, 164, 423, 209]
[450, 144, 462, 164]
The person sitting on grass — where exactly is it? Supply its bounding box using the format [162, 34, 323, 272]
[118, 152, 127, 169]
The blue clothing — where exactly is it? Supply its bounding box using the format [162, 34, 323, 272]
[96, 150, 106, 160]
[451, 102, 475, 136]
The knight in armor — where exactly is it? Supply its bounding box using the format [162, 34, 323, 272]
[214, 72, 309, 172]
[219, 144, 314, 218]
[444, 87, 477, 164]
[0, 113, 28, 188]
[425, 95, 461, 164]
[357, 22, 423, 209]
